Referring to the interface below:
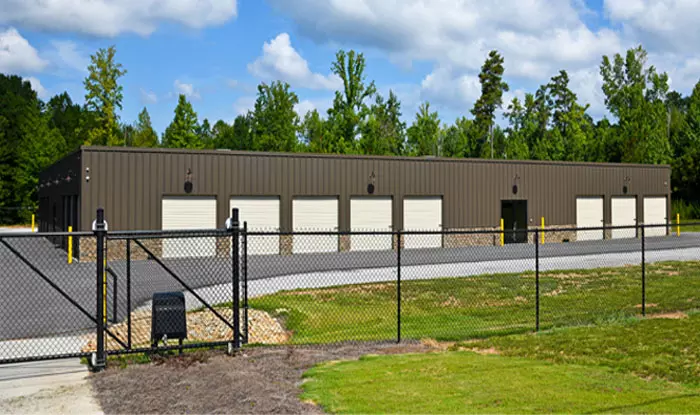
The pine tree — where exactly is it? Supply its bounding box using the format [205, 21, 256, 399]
[163, 95, 202, 149]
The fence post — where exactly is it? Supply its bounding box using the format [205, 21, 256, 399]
[126, 239, 132, 350]
[242, 221, 249, 344]
[397, 230, 402, 343]
[230, 208, 241, 352]
[92, 208, 106, 372]
[641, 224, 646, 317]
[535, 228, 540, 332]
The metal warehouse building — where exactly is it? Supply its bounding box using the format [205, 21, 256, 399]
[39, 146, 671, 256]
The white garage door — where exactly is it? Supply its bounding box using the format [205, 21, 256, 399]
[162, 196, 217, 258]
[644, 197, 668, 237]
[611, 197, 637, 239]
[350, 197, 393, 251]
[576, 197, 604, 241]
[403, 197, 442, 249]
[293, 197, 338, 254]
[230, 197, 280, 255]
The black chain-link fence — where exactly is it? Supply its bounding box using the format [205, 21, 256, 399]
[2, 219, 700, 366]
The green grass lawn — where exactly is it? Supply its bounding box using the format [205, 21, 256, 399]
[679, 219, 700, 232]
[249, 261, 700, 344]
[300, 314, 700, 414]
[473, 312, 700, 385]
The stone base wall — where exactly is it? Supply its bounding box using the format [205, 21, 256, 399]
[444, 228, 501, 247]
[339, 235, 351, 252]
[527, 225, 577, 244]
[280, 235, 293, 256]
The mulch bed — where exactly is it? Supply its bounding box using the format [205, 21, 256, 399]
[89, 341, 437, 414]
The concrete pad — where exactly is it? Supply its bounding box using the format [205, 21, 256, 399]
[0, 359, 102, 414]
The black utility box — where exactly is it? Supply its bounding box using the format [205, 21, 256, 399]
[151, 292, 187, 346]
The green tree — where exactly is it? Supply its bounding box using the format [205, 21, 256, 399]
[232, 114, 254, 150]
[132, 107, 158, 147]
[46, 92, 84, 151]
[671, 82, 700, 202]
[359, 92, 406, 155]
[196, 118, 214, 148]
[407, 102, 441, 156]
[441, 117, 477, 158]
[0, 75, 65, 223]
[162, 94, 202, 149]
[83, 46, 127, 146]
[251, 81, 299, 152]
[326, 50, 377, 153]
[300, 110, 329, 153]
[471, 50, 509, 158]
[547, 70, 591, 161]
[502, 98, 530, 160]
[600, 45, 671, 164]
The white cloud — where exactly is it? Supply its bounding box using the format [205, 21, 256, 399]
[46, 40, 89, 73]
[0, 27, 47, 74]
[419, 66, 481, 110]
[233, 96, 255, 115]
[295, 100, 316, 116]
[226, 79, 239, 88]
[604, 0, 700, 53]
[26, 76, 49, 99]
[0, 0, 238, 37]
[248, 33, 341, 90]
[140, 88, 158, 104]
[174, 80, 200, 99]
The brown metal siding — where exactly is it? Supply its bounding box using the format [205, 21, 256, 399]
[77, 147, 672, 232]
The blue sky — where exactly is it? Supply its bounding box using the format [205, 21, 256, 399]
[2, 0, 700, 135]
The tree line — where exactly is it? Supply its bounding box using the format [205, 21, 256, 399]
[2, 44, 700, 224]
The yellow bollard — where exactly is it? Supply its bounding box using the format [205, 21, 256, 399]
[500, 218, 504, 246]
[31, 214, 35, 232]
[541, 217, 545, 245]
[67, 226, 73, 264]
[677, 213, 681, 237]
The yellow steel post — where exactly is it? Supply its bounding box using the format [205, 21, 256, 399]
[541, 217, 545, 245]
[67, 226, 73, 264]
[500, 218, 504, 246]
[31, 214, 35, 232]
[677, 213, 681, 237]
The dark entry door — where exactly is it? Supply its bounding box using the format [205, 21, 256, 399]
[502, 200, 528, 244]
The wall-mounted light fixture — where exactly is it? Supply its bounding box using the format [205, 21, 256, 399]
[85, 167, 90, 183]
[184, 168, 193, 193]
[512, 174, 521, 195]
[623, 176, 631, 194]
[367, 171, 376, 194]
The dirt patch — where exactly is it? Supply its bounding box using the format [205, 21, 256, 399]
[646, 312, 688, 320]
[441, 296, 463, 307]
[90, 342, 439, 414]
[544, 288, 566, 297]
[286, 283, 394, 297]
[466, 347, 500, 355]
[546, 272, 589, 280]
[82, 308, 289, 352]
[635, 303, 658, 309]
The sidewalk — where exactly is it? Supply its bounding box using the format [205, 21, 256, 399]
[0, 360, 102, 414]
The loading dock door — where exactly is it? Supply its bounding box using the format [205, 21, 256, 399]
[644, 197, 668, 237]
[293, 197, 338, 254]
[350, 197, 393, 251]
[611, 197, 637, 239]
[403, 197, 443, 249]
[576, 197, 604, 241]
[230, 197, 280, 255]
[162, 196, 217, 258]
